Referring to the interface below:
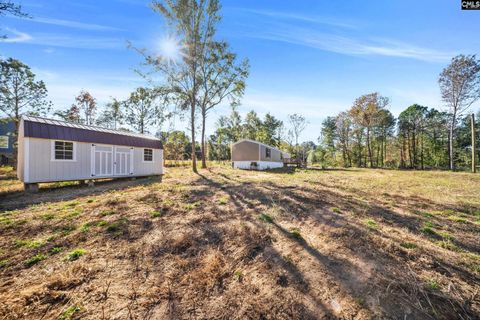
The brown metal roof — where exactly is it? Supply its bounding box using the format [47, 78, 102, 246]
[22, 116, 163, 149]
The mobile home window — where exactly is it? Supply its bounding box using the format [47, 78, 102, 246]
[265, 147, 271, 159]
[144, 149, 153, 162]
[54, 141, 74, 160]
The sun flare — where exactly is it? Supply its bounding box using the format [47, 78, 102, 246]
[158, 35, 183, 63]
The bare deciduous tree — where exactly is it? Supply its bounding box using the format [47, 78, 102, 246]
[133, 0, 223, 173]
[73, 90, 97, 125]
[198, 41, 249, 168]
[439, 54, 480, 170]
[288, 113, 308, 161]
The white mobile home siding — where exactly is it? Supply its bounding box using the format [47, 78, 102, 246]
[231, 139, 286, 171]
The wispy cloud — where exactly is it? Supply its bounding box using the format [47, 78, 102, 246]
[237, 8, 359, 29]
[249, 25, 453, 62]
[14, 16, 123, 31]
[1, 28, 32, 43]
[231, 8, 454, 63]
[1, 28, 126, 49]
[29, 34, 125, 49]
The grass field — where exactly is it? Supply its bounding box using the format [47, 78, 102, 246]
[0, 165, 479, 319]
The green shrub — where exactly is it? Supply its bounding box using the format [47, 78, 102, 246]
[364, 219, 378, 230]
[55, 224, 76, 236]
[290, 228, 302, 239]
[80, 223, 90, 233]
[100, 209, 116, 216]
[259, 213, 273, 223]
[400, 242, 417, 249]
[435, 240, 459, 251]
[425, 278, 440, 290]
[218, 197, 229, 205]
[183, 201, 201, 210]
[51, 247, 63, 254]
[25, 253, 46, 267]
[15, 239, 44, 248]
[448, 216, 468, 223]
[41, 213, 56, 220]
[150, 210, 162, 218]
[420, 223, 438, 236]
[64, 201, 80, 208]
[60, 305, 81, 320]
[233, 270, 243, 281]
[106, 218, 128, 234]
[65, 249, 86, 261]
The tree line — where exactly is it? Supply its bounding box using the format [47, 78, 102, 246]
[1, 0, 479, 172]
[314, 54, 480, 171]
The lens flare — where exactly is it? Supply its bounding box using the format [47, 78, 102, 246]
[158, 35, 183, 63]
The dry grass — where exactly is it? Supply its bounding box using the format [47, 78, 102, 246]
[0, 165, 479, 319]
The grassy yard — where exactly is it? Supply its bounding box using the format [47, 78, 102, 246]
[0, 165, 479, 319]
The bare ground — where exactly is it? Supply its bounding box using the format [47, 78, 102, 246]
[0, 165, 479, 319]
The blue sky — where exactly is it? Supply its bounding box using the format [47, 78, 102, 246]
[1, 0, 480, 141]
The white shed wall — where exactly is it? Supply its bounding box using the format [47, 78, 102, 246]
[22, 138, 163, 183]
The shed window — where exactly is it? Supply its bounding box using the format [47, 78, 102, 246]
[54, 141, 74, 160]
[265, 148, 271, 159]
[144, 149, 153, 162]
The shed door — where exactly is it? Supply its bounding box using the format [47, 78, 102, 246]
[114, 147, 133, 176]
[91, 145, 113, 177]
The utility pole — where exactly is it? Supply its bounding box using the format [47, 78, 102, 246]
[472, 113, 476, 173]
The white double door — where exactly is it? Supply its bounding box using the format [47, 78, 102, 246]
[91, 145, 133, 177]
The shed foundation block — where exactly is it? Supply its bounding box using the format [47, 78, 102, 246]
[86, 180, 95, 187]
[24, 183, 39, 193]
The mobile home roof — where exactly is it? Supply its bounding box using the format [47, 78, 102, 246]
[22, 116, 163, 149]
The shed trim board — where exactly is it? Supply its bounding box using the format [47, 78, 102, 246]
[24, 137, 30, 182]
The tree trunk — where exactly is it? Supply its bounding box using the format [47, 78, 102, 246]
[13, 119, 19, 170]
[472, 113, 476, 173]
[366, 127, 373, 167]
[420, 130, 424, 170]
[412, 127, 417, 169]
[201, 109, 207, 169]
[449, 115, 456, 171]
[190, 102, 197, 173]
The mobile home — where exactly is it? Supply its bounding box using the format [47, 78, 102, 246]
[231, 139, 289, 170]
[0, 119, 15, 165]
[17, 116, 163, 190]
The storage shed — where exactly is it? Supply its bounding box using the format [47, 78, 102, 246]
[17, 116, 163, 190]
[231, 139, 289, 170]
